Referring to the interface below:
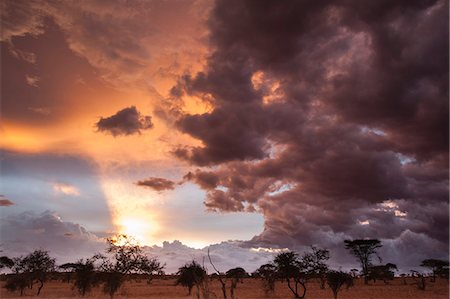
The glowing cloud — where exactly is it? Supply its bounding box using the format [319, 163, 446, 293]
[53, 183, 80, 196]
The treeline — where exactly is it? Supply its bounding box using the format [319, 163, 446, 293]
[0, 235, 448, 299]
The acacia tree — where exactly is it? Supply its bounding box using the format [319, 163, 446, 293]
[367, 263, 397, 284]
[411, 270, 426, 290]
[300, 246, 330, 289]
[176, 260, 207, 296]
[99, 234, 164, 299]
[255, 263, 277, 295]
[420, 259, 449, 281]
[327, 271, 353, 299]
[226, 267, 247, 299]
[59, 263, 77, 283]
[4, 273, 29, 296]
[60, 258, 99, 296]
[344, 239, 382, 284]
[274, 251, 306, 299]
[6, 250, 56, 296]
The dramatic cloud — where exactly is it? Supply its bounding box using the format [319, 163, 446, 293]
[0, 0, 208, 129]
[96, 106, 153, 136]
[1, 0, 448, 272]
[0, 0, 210, 116]
[136, 177, 176, 191]
[167, 0, 449, 268]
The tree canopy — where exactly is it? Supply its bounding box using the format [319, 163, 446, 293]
[176, 260, 207, 295]
[421, 259, 449, 280]
[344, 239, 382, 284]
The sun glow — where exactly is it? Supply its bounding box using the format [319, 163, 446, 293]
[119, 218, 153, 244]
[101, 178, 163, 246]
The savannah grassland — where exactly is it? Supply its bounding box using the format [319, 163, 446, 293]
[0, 277, 448, 299]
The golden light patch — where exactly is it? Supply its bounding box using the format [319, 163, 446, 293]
[0, 123, 48, 153]
[262, 80, 284, 105]
[251, 70, 265, 90]
[251, 70, 285, 105]
[53, 182, 80, 196]
[182, 94, 214, 115]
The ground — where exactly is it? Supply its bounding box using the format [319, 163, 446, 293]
[0, 277, 448, 298]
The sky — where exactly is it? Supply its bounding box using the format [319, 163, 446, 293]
[0, 0, 448, 274]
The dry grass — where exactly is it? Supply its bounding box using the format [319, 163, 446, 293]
[0, 277, 448, 299]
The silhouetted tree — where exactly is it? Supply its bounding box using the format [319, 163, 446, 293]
[74, 259, 97, 296]
[6, 250, 55, 296]
[274, 251, 306, 299]
[99, 234, 164, 299]
[420, 259, 449, 281]
[411, 270, 426, 290]
[4, 273, 29, 296]
[367, 263, 397, 284]
[255, 263, 277, 295]
[299, 246, 329, 289]
[226, 267, 247, 299]
[176, 260, 207, 296]
[327, 271, 353, 299]
[344, 239, 382, 284]
[60, 258, 99, 296]
[400, 273, 408, 285]
[59, 262, 78, 283]
[0, 256, 14, 269]
[208, 249, 227, 299]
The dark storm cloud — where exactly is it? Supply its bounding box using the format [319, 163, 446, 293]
[174, 105, 269, 165]
[95, 106, 153, 137]
[169, 0, 448, 268]
[135, 177, 175, 191]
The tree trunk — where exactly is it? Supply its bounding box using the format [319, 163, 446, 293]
[220, 280, 227, 299]
[286, 279, 300, 298]
[195, 284, 200, 299]
[36, 279, 44, 296]
[364, 275, 369, 285]
[230, 279, 238, 299]
[332, 289, 338, 299]
[363, 262, 369, 285]
[320, 275, 326, 289]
